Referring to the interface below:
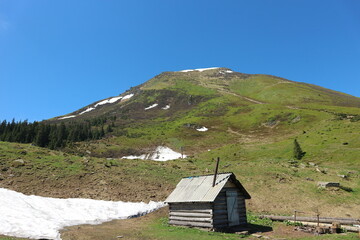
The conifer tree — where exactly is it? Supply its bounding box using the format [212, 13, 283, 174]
[293, 139, 305, 160]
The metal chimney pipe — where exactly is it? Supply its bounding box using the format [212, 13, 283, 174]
[212, 157, 220, 187]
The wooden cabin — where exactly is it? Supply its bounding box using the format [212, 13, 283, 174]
[165, 172, 251, 229]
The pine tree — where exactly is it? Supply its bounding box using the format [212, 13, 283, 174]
[293, 139, 305, 160]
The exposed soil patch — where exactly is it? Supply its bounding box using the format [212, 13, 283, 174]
[0, 170, 174, 202]
[60, 206, 168, 240]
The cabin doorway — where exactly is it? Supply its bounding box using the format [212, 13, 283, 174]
[226, 190, 240, 226]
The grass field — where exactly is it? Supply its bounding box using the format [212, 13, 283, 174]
[1, 69, 359, 239]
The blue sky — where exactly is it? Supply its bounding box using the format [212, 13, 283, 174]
[1, 0, 360, 122]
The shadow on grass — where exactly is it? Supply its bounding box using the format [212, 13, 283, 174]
[340, 186, 353, 192]
[216, 223, 273, 234]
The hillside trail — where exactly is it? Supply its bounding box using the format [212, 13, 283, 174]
[198, 80, 266, 104]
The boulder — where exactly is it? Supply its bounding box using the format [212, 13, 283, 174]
[317, 182, 340, 188]
[12, 159, 25, 168]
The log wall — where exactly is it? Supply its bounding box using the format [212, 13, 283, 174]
[169, 202, 214, 228]
[168, 185, 248, 229]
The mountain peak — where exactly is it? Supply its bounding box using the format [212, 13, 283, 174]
[177, 67, 233, 73]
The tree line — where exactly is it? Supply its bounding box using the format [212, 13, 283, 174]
[0, 116, 116, 149]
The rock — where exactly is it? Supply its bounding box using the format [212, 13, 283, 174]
[251, 233, 263, 238]
[291, 115, 301, 123]
[337, 174, 347, 179]
[12, 159, 25, 168]
[315, 167, 327, 174]
[235, 230, 249, 235]
[317, 182, 340, 188]
[308, 162, 317, 166]
[99, 180, 107, 185]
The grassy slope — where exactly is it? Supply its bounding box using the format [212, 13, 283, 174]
[51, 70, 360, 216]
[1, 69, 360, 239]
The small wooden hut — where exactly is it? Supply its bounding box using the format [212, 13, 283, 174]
[165, 172, 251, 229]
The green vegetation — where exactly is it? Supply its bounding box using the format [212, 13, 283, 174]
[0, 116, 116, 149]
[144, 217, 245, 240]
[293, 139, 305, 160]
[1, 69, 360, 239]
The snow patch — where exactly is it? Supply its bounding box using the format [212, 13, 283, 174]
[219, 70, 233, 74]
[0, 188, 165, 240]
[179, 67, 219, 72]
[58, 115, 76, 120]
[145, 103, 158, 110]
[196, 127, 208, 132]
[79, 107, 95, 115]
[121, 155, 146, 160]
[162, 105, 170, 110]
[108, 96, 122, 103]
[121, 93, 134, 101]
[59, 93, 135, 119]
[95, 96, 122, 107]
[122, 146, 185, 161]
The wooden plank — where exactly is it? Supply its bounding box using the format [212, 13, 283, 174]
[214, 202, 227, 207]
[170, 212, 212, 218]
[213, 205, 227, 210]
[213, 215, 228, 221]
[260, 215, 360, 225]
[170, 203, 212, 210]
[170, 216, 213, 223]
[289, 221, 359, 233]
[213, 209, 228, 215]
[170, 209, 213, 214]
[213, 220, 228, 226]
[169, 220, 213, 228]
[215, 196, 226, 201]
[214, 204, 246, 209]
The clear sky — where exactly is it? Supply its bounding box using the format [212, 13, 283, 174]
[1, 0, 360, 122]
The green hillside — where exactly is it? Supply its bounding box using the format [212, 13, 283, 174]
[0, 67, 359, 239]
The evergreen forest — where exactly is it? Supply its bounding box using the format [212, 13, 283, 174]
[0, 116, 115, 149]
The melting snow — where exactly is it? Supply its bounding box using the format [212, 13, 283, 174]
[219, 70, 233, 74]
[196, 127, 208, 132]
[0, 188, 165, 240]
[59, 93, 135, 119]
[58, 115, 76, 120]
[108, 96, 122, 103]
[121, 93, 134, 101]
[122, 146, 185, 161]
[144, 103, 158, 110]
[121, 155, 146, 160]
[179, 67, 220, 72]
[95, 96, 123, 107]
[79, 107, 95, 115]
[162, 105, 170, 110]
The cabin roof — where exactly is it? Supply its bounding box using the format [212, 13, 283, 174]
[165, 172, 251, 203]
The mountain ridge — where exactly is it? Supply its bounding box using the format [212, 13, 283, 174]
[52, 67, 360, 122]
[1, 67, 359, 220]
